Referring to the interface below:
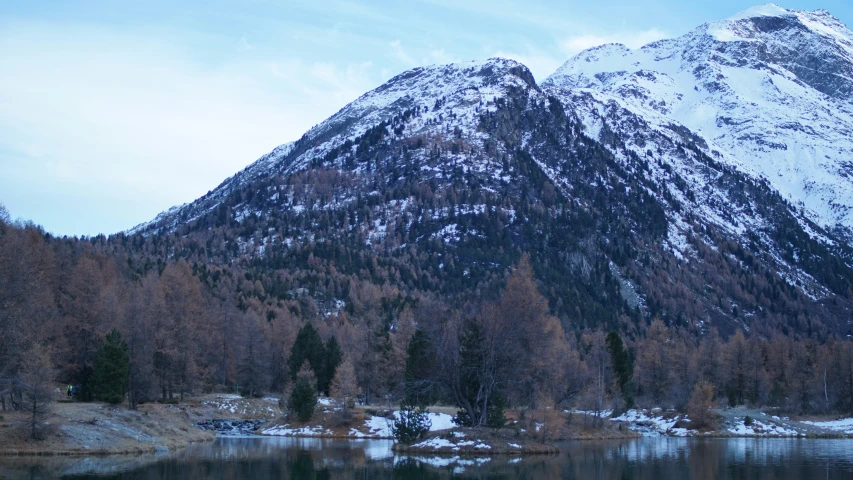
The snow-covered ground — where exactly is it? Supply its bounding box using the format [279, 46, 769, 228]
[613, 409, 696, 437]
[614, 408, 853, 437]
[726, 417, 800, 436]
[261, 410, 455, 438]
[801, 418, 853, 435]
[261, 425, 333, 437]
[200, 394, 280, 418]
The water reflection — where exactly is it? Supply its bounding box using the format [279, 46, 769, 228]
[1, 437, 852, 479]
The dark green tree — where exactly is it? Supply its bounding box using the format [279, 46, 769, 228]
[321, 336, 342, 396]
[74, 365, 95, 402]
[287, 323, 325, 385]
[92, 329, 130, 404]
[606, 331, 634, 408]
[486, 391, 508, 428]
[403, 329, 437, 406]
[452, 318, 494, 427]
[289, 362, 318, 422]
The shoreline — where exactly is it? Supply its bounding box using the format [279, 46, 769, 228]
[4, 397, 852, 458]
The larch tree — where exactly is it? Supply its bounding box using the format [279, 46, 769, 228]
[124, 281, 156, 409]
[159, 260, 206, 401]
[20, 343, 54, 440]
[724, 329, 749, 406]
[687, 380, 717, 429]
[636, 319, 672, 406]
[491, 255, 569, 407]
[330, 356, 360, 410]
[238, 312, 268, 398]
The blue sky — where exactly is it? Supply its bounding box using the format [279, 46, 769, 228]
[1, 1, 851, 236]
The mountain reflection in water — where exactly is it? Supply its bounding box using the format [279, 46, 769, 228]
[2, 436, 853, 479]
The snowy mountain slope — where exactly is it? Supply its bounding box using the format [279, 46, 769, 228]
[124, 8, 853, 337]
[131, 58, 540, 235]
[544, 4, 853, 240]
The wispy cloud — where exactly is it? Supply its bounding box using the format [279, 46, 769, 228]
[0, 22, 382, 235]
[389, 39, 417, 66]
[559, 29, 669, 57]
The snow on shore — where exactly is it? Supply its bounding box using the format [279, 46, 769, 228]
[261, 411, 455, 438]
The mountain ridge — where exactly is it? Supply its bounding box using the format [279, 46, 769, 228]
[544, 3, 853, 239]
[124, 5, 853, 338]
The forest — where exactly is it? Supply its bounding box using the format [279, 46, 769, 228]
[3, 203, 853, 440]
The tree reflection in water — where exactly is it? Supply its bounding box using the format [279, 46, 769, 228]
[2, 437, 852, 479]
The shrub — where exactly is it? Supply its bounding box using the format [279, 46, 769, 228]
[452, 409, 472, 427]
[744, 415, 753, 426]
[392, 402, 432, 444]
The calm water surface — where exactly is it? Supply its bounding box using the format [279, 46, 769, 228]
[2, 436, 853, 479]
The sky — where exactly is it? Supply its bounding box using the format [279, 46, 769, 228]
[1, 1, 851, 237]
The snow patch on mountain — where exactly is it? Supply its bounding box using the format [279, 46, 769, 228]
[545, 4, 853, 239]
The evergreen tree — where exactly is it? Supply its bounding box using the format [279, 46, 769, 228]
[287, 323, 325, 387]
[486, 391, 508, 428]
[606, 331, 634, 408]
[289, 362, 318, 422]
[92, 330, 130, 404]
[74, 365, 95, 402]
[321, 336, 342, 396]
[403, 329, 437, 406]
[452, 318, 491, 427]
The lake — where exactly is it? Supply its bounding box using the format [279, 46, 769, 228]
[2, 436, 853, 479]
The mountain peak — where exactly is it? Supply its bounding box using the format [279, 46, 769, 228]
[544, 4, 853, 238]
[727, 4, 791, 21]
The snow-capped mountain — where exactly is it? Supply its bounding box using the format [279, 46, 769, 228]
[544, 4, 853, 239]
[130, 58, 539, 235]
[127, 6, 853, 338]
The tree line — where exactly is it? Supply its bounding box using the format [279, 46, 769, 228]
[2, 207, 853, 442]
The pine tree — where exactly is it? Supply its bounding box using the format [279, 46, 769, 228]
[321, 336, 342, 396]
[453, 318, 490, 427]
[287, 323, 325, 388]
[403, 329, 436, 406]
[20, 343, 54, 440]
[486, 391, 508, 428]
[289, 361, 318, 422]
[92, 329, 130, 404]
[606, 331, 634, 408]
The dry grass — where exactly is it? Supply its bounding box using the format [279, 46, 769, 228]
[0, 401, 213, 456]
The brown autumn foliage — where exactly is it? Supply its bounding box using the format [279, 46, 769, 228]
[0, 209, 852, 430]
[687, 380, 717, 429]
